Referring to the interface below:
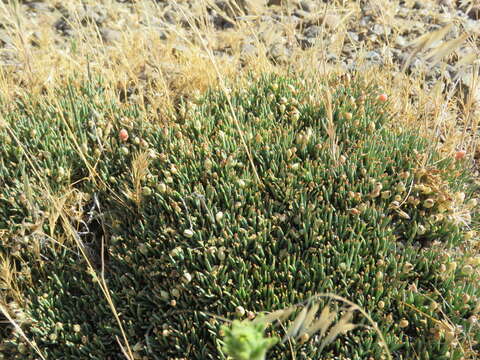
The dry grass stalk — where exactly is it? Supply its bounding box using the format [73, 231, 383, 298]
[0, 304, 46, 360]
[324, 88, 339, 164]
[402, 24, 454, 73]
[122, 150, 152, 208]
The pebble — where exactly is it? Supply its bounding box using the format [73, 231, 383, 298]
[300, 0, 315, 12]
[323, 14, 341, 29]
[269, 43, 290, 63]
[0, 31, 12, 47]
[372, 24, 391, 37]
[346, 32, 359, 43]
[26, 2, 51, 12]
[100, 28, 121, 44]
[395, 35, 408, 47]
[241, 43, 257, 58]
[365, 51, 381, 63]
[304, 25, 322, 39]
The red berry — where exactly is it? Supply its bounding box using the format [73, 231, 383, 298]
[119, 129, 129, 142]
[378, 93, 388, 102]
[455, 150, 466, 160]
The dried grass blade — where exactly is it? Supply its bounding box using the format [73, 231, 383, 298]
[254, 306, 297, 325]
[402, 24, 453, 72]
[0, 305, 47, 360]
[320, 309, 357, 351]
[296, 303, 320, 339]
[408, 23, 453, 52]
[424, 34, 468, 67]
[456, 52, 477, 69]
[282, 306, 308, 343]
[306, 305, 336, 338]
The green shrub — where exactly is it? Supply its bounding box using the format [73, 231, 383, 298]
[0, 73, 479, 359]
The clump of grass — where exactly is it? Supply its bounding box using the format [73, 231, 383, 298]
[0, 73, 479, 359]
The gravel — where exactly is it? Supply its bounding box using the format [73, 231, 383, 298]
[2, 0, 480, 90]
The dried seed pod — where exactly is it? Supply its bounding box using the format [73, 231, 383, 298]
[447, 262, 457, 273]
[455, 192, 465, 203]
[347, 208, 361, 215]
[183, 229, 194, 238]
[402, 262, 414, 273]
[466, 198, 478, 209]
[400, 171, 410, 179]
[396, 182, 406, 193]
[182, 272, 192, 283]
[417, 224, 426, 235]
[399, 319, 409, 328]
[389, 201, 400, 209]
[235, 306, 245, 317]
[423, 199, 435, 208]
[381, 191, 391, 199]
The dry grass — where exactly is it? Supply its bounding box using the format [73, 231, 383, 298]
[1, 0, 480, 358]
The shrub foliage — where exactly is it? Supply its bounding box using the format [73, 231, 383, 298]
[0, 74, 478, 359]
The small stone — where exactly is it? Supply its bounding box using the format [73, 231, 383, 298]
[372, 24, 391, 37]
[346, 31, 359, 43]
[300, 0, 315, 12]
[359, 16, 371, 27]
[54, 18, 71, 34]
[304, 25, 322, 39]
[439, 0, 454, 8]
[297, 36, 316, 49]
[293, 9, 310, 19]
[395, 36, 407, 47]
[83, 6, 107, 25]
[100, 28, 121, 44]
[269, 43, 290, 63]
[365, 51, 381, 63]
[240, 43, 257, 58]
[413, 1, 425, 10]
[323, 14, 341, 29]
[26, 2, 51, 12]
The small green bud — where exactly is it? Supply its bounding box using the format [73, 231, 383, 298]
[221, 320, 278, 360]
